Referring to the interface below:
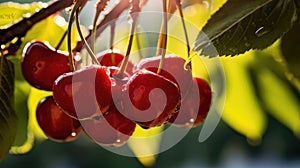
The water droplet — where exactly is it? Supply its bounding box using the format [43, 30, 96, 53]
[189, 118, 195, 123]
[42, 3, 48, 8]
[255, 27, 270, 37]
[71, 132, 77, 137]
[65, 7, 72, 15]
[23, 13, 31, 18]
[35, 8, 40, 12]
[111, 78, 116, 86]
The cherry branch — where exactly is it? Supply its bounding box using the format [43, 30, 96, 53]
[0, 0, 74, 44]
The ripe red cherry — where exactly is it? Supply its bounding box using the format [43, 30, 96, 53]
[21, 40, 70, 91]
[52, 65, 113, 120]
[81, 106, 136, 147]
[122, 69, 181, 128]
[36, 96, 82, 142]
[136, 55, 193, 96]
[168, 78, 212, 127]
[97, 49, 134, 75]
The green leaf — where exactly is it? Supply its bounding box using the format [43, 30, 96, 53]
[193, 0, 298, 57]
[280, 11, 300, 89]
[256, 67, 300, 137]
[0, 2, 44, 27]
[0, 55, 17, 162]
[249, 50, 300, 137]
[12, 71, 31, 146]
[221, 52, 267, 140]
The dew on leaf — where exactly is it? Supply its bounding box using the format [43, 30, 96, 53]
[255, 27, 270, 37]
[23, 13, 31, 18]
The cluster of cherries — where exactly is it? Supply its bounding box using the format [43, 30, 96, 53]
[21, 40, 212, 147]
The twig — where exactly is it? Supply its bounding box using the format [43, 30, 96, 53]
[0, 0, 74, 44]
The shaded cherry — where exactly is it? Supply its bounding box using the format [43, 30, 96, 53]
[97, 49, 134, 75]
[136, 54, 193, 97]
[81, 105, 136, 147]
[122, 69, 181, 128]
[52, 65, 113, 120]
[36, 96, 82, 142]
[168, 77, 212, 127]
[21, 40, 71, 91]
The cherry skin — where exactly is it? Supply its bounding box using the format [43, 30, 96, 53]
[21, 40, 71, 91]
[122, 69, 181, 128]
[168, 77, 212, 127]
[81, 105, 136, 147]
[136, 54, 193, 97]
[97, 49, 134, 75]
[36, 96, 82, 142]
[52, 65, 113, 120]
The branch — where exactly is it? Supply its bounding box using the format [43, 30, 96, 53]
[0, 0, 74, 44]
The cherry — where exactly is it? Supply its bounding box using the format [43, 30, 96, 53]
[21, 40, 71, 91]
[52, 65, 113, 120]
[136, 55, 193, 98]
[36, 96, 82, 142]
[168, 77, 212, 127]
[97, 49, 134, 75]
[122, 69, 181, 128]
[81, 105, 136, 147]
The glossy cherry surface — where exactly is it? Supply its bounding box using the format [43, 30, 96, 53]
[52, 65, 113, 120]
[36, 96, 82, 142]
[21, 41, 70, 91]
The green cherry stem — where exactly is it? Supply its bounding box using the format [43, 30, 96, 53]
[117, 0, 140, 77]
[59, 3, 86, 51]
[109, 22, 116, 50]
[67, 2, 81, 71]
[175, 0, 190, 58]
[75, 8, 100, 65]
[156, 0, 168, 74]
[136, 29, 143, 60]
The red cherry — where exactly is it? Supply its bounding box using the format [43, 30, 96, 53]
[136, 55, 193, 97]
[97, 49, 134, 75]
[168, 78, 212, 127]
[81, 106, 136, 147]
[21, 40, 71, 91]
[122, 69, 181, 128]
[52, 65, 113, 120]
[36, 96, 82, 142]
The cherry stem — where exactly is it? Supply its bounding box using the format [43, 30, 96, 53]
[55, 30, 67, 51]
[175, 0, 190, 57]
[92, 11, 100, 53]
[136, 30, 143, 60]
[92, 0, 110, 53]
[117, 0, 140, 77]
[67, 2, 81, 72]
[109, 22, 116, 50]
[156, 0, 168, 74]
[75, 9, 100, 65]
[57, 3, 86, 51]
